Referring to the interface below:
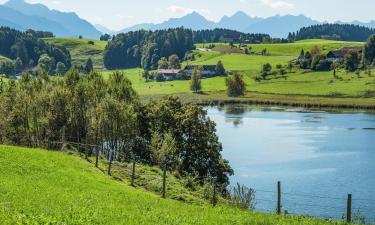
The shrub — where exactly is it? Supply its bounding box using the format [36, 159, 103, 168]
[229, 183, 256, 210]
[225, 73, 246, 97]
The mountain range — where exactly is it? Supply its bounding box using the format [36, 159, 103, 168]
[1, 0, 375, 39]
[0, 0, 101, 38]
[111, 12, 375, 38]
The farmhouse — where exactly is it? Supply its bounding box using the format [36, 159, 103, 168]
[184, 65, 217, 78]
[157, 69, 182, 81]
[326, 46, 364, 62]
[220, 35, 240, 43]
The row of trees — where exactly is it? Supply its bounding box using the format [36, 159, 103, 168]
[0, 70, 233, 188]
[0, 27, 71, 74]
[289, 24, 375, 42]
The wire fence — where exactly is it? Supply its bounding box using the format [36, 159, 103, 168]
[51, 140, 375, 224]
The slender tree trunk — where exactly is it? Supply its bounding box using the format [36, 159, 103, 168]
[95, 145, 100, 168]
[162, 163, 167, 198]
[107, 150, 112, 176]
[131, 158, 136, 186]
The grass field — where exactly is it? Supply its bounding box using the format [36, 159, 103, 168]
[0, 145, 356, 224]
[43, 37, 107, 70]
[195, 39, 365, 56]
[42, 38, 375, 108]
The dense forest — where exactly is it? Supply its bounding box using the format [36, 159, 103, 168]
[0, 27, 70, 74]
[289, 24, 375, 42]
[103, 28, 195, 70]
[192, 28, 283, 44]
[0, 70, 233, 188]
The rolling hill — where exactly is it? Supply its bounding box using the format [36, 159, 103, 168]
[0, 145, 357, 224]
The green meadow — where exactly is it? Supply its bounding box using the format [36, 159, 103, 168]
[40, 38, 375, 107]
[0, 145, 356, 225]
[43, 37, 107, 70]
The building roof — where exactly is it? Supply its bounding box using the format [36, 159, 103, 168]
[184, 65, 216, 71]
[327, 46, 364, 58]
[157, 69, 181, 75]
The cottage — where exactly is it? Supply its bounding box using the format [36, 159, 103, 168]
[326, 46, 364, 62]
[184, 65, 217, 78]
[157, 69, 182, 81]
[220, 35, 240, 43]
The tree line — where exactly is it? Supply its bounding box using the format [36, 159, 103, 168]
[289, 24, 375, 42]
[103, 28, 195, 70]
[0, 27, 71, 75]
[0, 70, 233, 189]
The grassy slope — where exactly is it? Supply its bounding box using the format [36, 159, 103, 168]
[43, 37, 107, 70]
[195, 39, 364, 56]
[0, 145, 350, 224]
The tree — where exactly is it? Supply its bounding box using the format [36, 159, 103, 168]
[344, 50, 360, 72]
[168, 54, 180, 69]
[365, 34, 375, 64]
[0, 60, 15, 76]
[152, 132, 178, 198]
[262, 63, 272, 74]
[100, 34, 111, 41]
[142, 70, 150, 81]
[158, 57, 169, 69]
[38, 54, 55, 74]
[84, 58, 94, 74]
[225, 73, 246, 97]
[190, 68, 202, 93]
[215, 60, 225, 75]
[15, 57, 23, 73]
[310, 46, 321, 56]
[56, 62, 66, 76]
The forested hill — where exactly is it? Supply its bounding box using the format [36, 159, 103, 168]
[104, 28, 287, 70]
[0, 27, 71, 73]
[104, 28, 195, 70]
[289, 24, 375, 42]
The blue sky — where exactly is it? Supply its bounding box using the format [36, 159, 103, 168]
[1, 0, 374, 30]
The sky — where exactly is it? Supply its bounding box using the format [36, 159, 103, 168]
[0, 0, 374, 30]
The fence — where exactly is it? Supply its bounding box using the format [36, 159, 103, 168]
[252, 181, 375, 224]
[52, 140, 375, 224]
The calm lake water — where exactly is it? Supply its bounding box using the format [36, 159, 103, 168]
[206, 105, 375, 222]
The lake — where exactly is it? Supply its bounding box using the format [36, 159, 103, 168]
[206, 105, 375, 222]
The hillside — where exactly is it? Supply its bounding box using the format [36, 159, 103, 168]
[0, 0, 101, 38]
[0, 145, 354, 224]
[43, 37, 107, 70]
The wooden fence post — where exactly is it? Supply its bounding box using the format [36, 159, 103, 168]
[162, 163, 166, 198]
[277, 181, 281, 215]
[347, 194, 352, 223]
[131, 158, 136, 187]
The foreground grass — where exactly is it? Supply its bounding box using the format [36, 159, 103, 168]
[0, 145, 354, 224]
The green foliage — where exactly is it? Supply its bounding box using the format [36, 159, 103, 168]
[0, 27, 70, 72]
[84, 58, 94, 74]
[100, 33, 111, 41]
[56, 62, 66, 76]
[104, 28, 194, 70]
[229, 183, 256, 210]
[292, 24, 375, 42]
[215, 60, 225, 75]
[0, 57, 15, 75]
[38, 54, 55, 74]
[158, 57, 169, 69]
[345, 51, 360, 72]
[190, 68, 202, 93]
[225, 73, 246, 97]
[364, 34, 375, 64]
[168, 54, 180, 69]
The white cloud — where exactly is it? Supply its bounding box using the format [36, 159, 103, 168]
[257, 0, 294, 10]
[166, 5, 210, 16]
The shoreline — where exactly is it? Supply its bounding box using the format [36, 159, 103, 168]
[141, 91, 375, 112]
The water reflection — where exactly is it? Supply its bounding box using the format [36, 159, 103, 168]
[206, 105, 375, 222]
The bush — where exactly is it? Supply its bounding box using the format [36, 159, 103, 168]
[229, 183, 256, 210]
[155, 73, 165, 82]
[225, 73, 246, 97]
